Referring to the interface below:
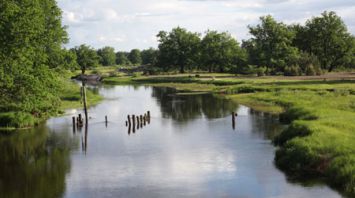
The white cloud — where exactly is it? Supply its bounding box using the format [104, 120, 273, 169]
[57, 0, 355, 51]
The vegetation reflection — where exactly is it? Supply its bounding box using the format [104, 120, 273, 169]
[0, 126, 76, 198]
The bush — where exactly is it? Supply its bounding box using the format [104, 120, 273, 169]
[284, 65, 301, 76]
[0, 112, 35, 128]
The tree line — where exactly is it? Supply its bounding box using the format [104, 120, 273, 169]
[69, 11, 354, 76]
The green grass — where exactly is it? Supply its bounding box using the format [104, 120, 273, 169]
[59, 80, 103, 111]
[101, 74, 355, 196]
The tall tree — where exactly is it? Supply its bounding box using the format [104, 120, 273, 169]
[245, 15, 299, 73]
[128, 49, 142, 65]
[116, 51, 130, 65]
[0, 0, 67, 115]
[157, 27, 201, 73]
[97, 46, 116, 66]
[141, 48, 158, 65]
[201, 31, 245, 72]
[72, 45, 99, 74]
[293, 11, 354, 72]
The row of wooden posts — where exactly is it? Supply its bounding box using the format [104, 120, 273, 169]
[126, 111, 151, 134]
[72, 110, 235, 132]
[71, 111, 151, 132]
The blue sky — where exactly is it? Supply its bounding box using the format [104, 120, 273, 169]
[58, 0, 355, 51]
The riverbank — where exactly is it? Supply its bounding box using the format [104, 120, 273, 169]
[102, 73, 355, 196]
[0, 79, 103, 131]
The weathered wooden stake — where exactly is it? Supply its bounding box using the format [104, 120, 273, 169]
[232, 112, 236, 130]
[137, 117, 140, 129]
[82, 82, 88, 124]
[147, 111, 151, 124]
[72, 117, 76, 132]
[105, 115, 108, 126]
[132, 115, 136, 133]
[125, 121, 128, 126]
[143, 114, 147, 126]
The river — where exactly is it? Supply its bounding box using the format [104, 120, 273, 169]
[0, 85, 343, 198]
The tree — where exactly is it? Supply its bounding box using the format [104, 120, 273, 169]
[116, 51, 130, 65]
[293, 11, 354, 72]
[72, 44, 99, 74]
[97, 46, 116, 66]
[0, 0, 68, 116]
[245, 15, 299, 73]
[200, 31, 245, 72]
[141, 48, 158, 65]
[128, 49, 142, 65]
[157, 27, 201, 73]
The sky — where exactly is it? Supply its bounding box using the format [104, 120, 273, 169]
[57, 0, 355, 51]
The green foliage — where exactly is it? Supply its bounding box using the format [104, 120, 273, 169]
[0, 112, 35, 128]
[116, 51, 130, 65]
[293, 11, 354, 72]
[244, 15, 300, 73]
[200, 30, 246, 72]
[141, 48, 158, 65]
[97, 46, 116, 66]
[157, 27, 201, 73]
[128, 49, 142, 65]
[0, 0, 67, 126]
[71, 44, 99, 73]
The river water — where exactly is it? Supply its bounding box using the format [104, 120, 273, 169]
[0, 85, 343, 198]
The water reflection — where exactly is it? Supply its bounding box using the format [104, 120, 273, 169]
[0, 85, 342, 198]
[152, 87, 239, 122]
[0, 126, 76, 198]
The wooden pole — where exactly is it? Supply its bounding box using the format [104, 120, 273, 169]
[232, 112, 236, 130]
[143, 114, 147, 126]
[137, 117, 140, 129]
[72, 117, 76, 132]
[82, 81, 88, 124]
[105, 115, 108, 127]
[147, 111, 151, 124]
[132, 115, 136, 133]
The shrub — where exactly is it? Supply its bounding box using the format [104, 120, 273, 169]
[284, 65, 301, 76]
[0, 112, 35, 128]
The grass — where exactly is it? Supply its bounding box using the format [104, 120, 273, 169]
[102, 73, 355, 196]
[59, 80, 103, 111]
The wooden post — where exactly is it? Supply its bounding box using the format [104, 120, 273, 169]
[136, 117, 140, 129]
[105, 115, 108, 127]
[82, 81, 88, 124]
[140, 115, 143, 128]
[232, 112, 236, 130]
[147, 111, 151, 124]
[143, 114, 147, 126]
[132, 115, 136, 133]
[125, 121, 128, 126]
[72, 117, 76, 132]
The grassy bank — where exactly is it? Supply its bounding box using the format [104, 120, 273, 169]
[102, 73, 355, 196]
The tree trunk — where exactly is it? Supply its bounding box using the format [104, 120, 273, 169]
[180, 65, 185, 73]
